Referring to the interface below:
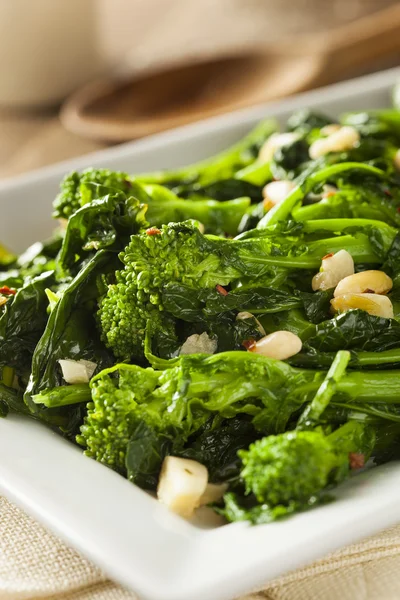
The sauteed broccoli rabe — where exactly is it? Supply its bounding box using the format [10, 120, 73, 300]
[3, 101, 400, 524]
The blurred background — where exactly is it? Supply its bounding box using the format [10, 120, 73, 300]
[0, 0, 399, 179]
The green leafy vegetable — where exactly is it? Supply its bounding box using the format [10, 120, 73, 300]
[6, 98, 400, 526]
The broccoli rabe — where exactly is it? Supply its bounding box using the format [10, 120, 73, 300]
[6, 97, 400, 529]
[98, 217, 394, 360]
[54, 170, 254, 237]
[223, 420, 374, 524]
[53, 168, 134, 220]
[53, 119, 276, 221]
[223, 351, 377, 523]
[72, 350, 400, 489]
[240, 429, 347, 506]
[56, 192, 148, 274]
[77, 363, 160, 473]
[77, 352, 322, 477]
[143, 183, 251, 235]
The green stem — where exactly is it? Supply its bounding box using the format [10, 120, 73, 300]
[32, 384, 91, 408]
[257, 162, 385, 228]
[235, 160, 273, 185]
[236, 232, 382, 270]
[302, 218, 396, 236]
[332, 401, 400, 423]
[2, 366, 14, 387]
[355, 349, 400, 367]
[0, 383, 29, 416]
[297, 350, 351, 429]
[293, 369, 400, 406]
[337, 370, 400, 403]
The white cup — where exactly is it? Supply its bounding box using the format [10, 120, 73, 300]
[0, 0, 105, 108]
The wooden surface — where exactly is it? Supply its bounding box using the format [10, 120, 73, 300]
[0, 0, 396, 179]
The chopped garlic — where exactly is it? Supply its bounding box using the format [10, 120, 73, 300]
[58, 359, 97, 384]
[179, 332, 217, 355]
[331, 293, 394, 319]
[258, 132, 299, 163]
[200, 482, 228, 505]
[312, 249, 354, 291]
[309, 126, 360, 160]
[249, 330, 302, 360]
[262, 180, 296, 209]
[320, 124, 341, 136]
[334, 270, 393, 297]
[157, 457, 208, 518]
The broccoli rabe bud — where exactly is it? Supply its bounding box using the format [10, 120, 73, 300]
[222, 351, 377, 523]
[77, 364, 160, 473]
[239, 430, 342, 506]
[223, 417, 376, 524]
[53, 168, 133, 220]
[99, 269, 178, 360]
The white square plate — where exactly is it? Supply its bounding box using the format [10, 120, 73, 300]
[1, 68, 400, 600]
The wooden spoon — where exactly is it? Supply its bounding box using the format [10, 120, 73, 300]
[60, 4, 400, 142]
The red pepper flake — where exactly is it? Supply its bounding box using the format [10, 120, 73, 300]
[397, 206, 400, 213]
[384, 188, 393, 198]
[323, 191, 336, 198]
[216, 284, 228, 296]
[146, 227, 161, 236]
[0, 286, 16, 296]
[349, 452, 365, 470]
[242, 338, 256, 351]
[124, 179, 132, 188]
[322, 253, 334, 261]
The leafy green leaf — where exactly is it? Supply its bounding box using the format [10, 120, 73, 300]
[57, 193, 147, 274]
[305, 310, 400, 353]
[0, 270, 55, 371]
[126, 421, 173, 489]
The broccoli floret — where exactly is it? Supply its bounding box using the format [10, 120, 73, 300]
[99, 271, 177, 359]
[221, 419, 376, 524]
[98, 222, 203, 359]
[240, 430, 341, 506]
[98, 221, 241, 359]
[53, 168, 133, 219]
[77, 364, 162, 472]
